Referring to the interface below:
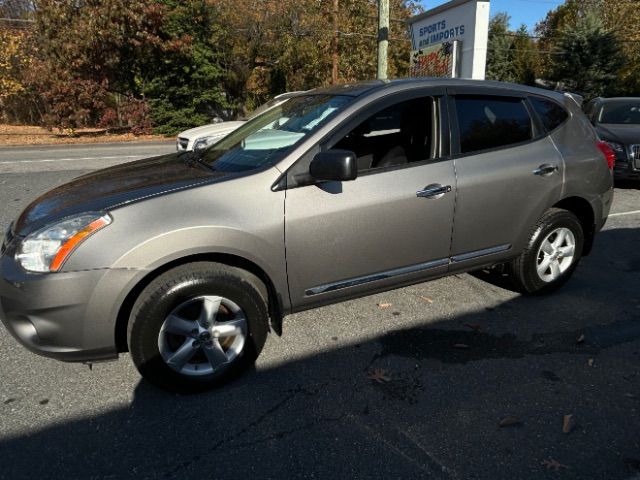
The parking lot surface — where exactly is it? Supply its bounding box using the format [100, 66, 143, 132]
[0, 146, 639, 479]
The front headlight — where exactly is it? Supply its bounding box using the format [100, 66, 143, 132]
[193, 134, 225, 151]
[16, 213, 111, 273]
[602, 140, 624, 153]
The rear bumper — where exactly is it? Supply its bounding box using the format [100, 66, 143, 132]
[0, 250, 140, 363]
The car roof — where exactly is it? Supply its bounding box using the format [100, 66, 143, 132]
[308, 78, 566, 101]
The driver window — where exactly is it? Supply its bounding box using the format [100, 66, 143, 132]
[333, 97, 436, 172]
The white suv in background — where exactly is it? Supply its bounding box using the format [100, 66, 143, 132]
[176, 91, 304, 152]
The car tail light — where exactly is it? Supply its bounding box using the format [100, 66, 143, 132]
[596, 141, 615, 170]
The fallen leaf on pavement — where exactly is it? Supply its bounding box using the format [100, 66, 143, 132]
[562, 414, 576, 434]
[419, 296, 433, 304]
[576, 334, 585, 344]
[453, 343, 470, 349]
[377, 303, 392, 309]
[464, 323, 482, 331]
[368, 368, 392, 384]
[498, 416, 521, 427]
[587, 358, 595, 367]
[541, 459, 569, 471]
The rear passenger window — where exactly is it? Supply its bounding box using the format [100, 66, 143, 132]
[530, 97, 569, 132]
[455, 96, 533, 154]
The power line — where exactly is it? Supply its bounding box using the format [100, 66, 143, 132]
[491, 31, 640, 44]
[488, 46, 567, 55]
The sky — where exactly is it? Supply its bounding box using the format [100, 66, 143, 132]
[422, 0, 566, 32]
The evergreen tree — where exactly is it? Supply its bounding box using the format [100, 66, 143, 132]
[511, 25, 537, 86]
[549, 9, 624, 98]
[486, 13, 537, 85]
[486, 13, 516, 82]
[143, 0, 229, 134]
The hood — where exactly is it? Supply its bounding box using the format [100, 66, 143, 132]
[14, 152, 228, 237]
[178, 121, 245, 140]
[595, 124, 640, 146]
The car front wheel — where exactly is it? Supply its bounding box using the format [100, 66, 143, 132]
[127, 262, 269, 393]
[509, 208, 584, 294]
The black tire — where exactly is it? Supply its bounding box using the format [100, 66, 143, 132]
[127, 262, 269, 393]
[508, 208, 584, 295]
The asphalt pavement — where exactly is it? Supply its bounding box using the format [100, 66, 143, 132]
[0, 142, 639, 480]
[0, 140, 174, 173]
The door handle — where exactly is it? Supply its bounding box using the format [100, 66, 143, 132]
[532, 164, 559, 176]
[416, 184, 452, 199]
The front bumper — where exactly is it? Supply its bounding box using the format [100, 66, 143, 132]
[613, 156, 640, 180]
[0, 243, 141, 362]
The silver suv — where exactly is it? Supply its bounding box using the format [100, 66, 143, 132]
[0, 79, 614, 392]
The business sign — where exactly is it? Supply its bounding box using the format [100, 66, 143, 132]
[410, 41, 460, 78]
[407, 0, 490, 79]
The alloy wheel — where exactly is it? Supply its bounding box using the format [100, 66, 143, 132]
[158, 295, 247, 376]
[535, 227, 576, 283]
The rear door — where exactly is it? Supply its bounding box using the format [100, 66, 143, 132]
[447, 88, 564, 270]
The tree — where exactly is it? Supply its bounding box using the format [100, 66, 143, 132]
[143, 0, 229, 134]
[486, 13, 516, 81]
[535, 0, 580, 78]
[548, 9, 624, 98]
[29, 0, 229, 133]
[511, 25, 537, 86]
[486, 13, 537, 85]
[0, 29, 28, 99]
[2, 0, 421, 132]
[209, 0, 418, 115]
[600, 0, 640, 95]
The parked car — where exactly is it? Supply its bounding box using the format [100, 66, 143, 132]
[176, 91, 304, 152]
[584, 97, 640, 181]
[0, 79, 614, 393]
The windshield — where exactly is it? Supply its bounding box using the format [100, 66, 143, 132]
[598, 101, 640, 125]
[201, 94, 352, 172]
[248, 97, 287, 119]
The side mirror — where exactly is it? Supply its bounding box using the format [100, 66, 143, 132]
[309, 149, 358, 182]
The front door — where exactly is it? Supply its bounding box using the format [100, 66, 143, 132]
[284, 93, 456, 310]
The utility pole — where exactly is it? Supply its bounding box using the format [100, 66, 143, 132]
[377, 0, 389, 80]
[331, 0, 339, 84]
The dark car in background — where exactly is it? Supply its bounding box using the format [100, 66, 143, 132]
[584, 97, 640, 181]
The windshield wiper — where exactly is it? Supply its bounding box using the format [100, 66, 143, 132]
[178, 151, 216, 172]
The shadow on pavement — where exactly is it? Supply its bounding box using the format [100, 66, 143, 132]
[1, 228, 639, 480]
[614, 179, 640, 190]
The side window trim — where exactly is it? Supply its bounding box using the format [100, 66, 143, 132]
[446, 92, 461, 156]
[523, 97, 545, 139]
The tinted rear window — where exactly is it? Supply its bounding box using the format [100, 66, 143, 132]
[530, 97, 569, 132]
[455, 96, 533, 154]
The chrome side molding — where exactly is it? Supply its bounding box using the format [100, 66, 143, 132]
[305, 258, 449, 296]
[305, 243, 512, 296]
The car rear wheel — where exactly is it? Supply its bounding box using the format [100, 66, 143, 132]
[127, 262, 269, 393]
[509, 208, 584, 294]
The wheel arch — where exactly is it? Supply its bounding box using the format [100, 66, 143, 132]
[552, 196, 596, 255]
[115, 253, 285, 353]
